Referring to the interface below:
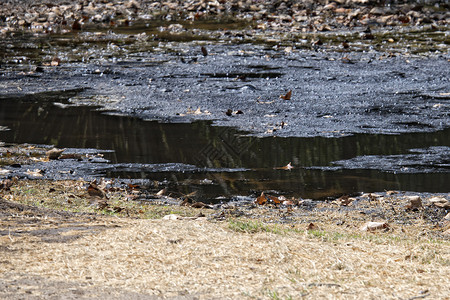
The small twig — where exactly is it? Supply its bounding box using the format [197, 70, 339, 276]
[408, 294, 430, 300]
[8, 227, 14, 242]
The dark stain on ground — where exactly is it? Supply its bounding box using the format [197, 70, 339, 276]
[0, 26, 448, 200]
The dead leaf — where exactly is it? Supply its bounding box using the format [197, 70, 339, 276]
[51, 57, 61, 66]
[360, 222, 389, 232]
[443, 212, 450, 221]
[306, 223, 318, 230]
[72, 19, 82, 30]
[26, 169, 43, 177]
[386, 190, 398, 195]
[191, 201, 212, 209]
[282, 200, 295, 206]
[201, 46, 208, 57]
[156, 188, 167, 196]
[127, 183, 141, 191]
[267, 195, 282, 204]
[87, 181, 106, 198]
[46, 148, 65, 160]
[59, 153, 82, 160]
[96, 199, 108, 210]
[280, 90, 292, 100]
[337, 195, 354, 206]
[429, 197, 450, 209]
[404, 196, 422, 210]
[0, 178, 15, 191]
[255, 192, 267, 205]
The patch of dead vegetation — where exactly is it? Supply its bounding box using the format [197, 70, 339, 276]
[0, 179, 449, 299]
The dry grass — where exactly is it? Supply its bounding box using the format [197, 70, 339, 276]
[1, 180, 449, 299]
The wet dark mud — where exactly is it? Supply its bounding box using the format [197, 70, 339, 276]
[0, 24, 449, 201]
[1, 27, 449, 138]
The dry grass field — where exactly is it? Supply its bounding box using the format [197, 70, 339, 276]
[1, 180, 449, 299]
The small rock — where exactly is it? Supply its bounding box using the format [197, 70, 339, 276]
[163, 214, 182, 220]
[360, 221, 389, 232]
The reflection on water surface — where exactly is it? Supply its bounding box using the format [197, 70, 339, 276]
[0, 90, 448, 200]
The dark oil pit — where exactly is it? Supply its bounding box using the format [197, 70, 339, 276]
[0, 90, 448, 201]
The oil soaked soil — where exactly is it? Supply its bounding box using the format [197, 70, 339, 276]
[1, 34, 449, 138]
[0, 22, 449, 200]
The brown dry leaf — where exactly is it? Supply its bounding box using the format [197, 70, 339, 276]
[96, 199, 108, 210]
[267, 195, 282, 204]
[434, 202, 450, 209]
[341, 56, 353, 64]
[72, 19, 82, 30]
[191, 202, 212, 209]
[306, 223, 318, 230]
[25, 169, 43, 177]
[337, 195, 354, 206]
[404, 196, 422, 210]
[386, 190, 398, 195]
[51, 57, 61, 66]
[156, 188, 167, 196]
[87, 182, 105, 198]
[59, 153, 82, 160]
[201, 46, 208, 57]
[429, 197, 450, 209]
[255, 192, 267, 205]
[280, 90, 292, 100]
[0, 178, 15, 191]
[443, 212, 450, 221]
[283, 200, 295, 206]
[125, 194, 139, 201]
[360, 222, 389, 232]
[127, 183, 140, 191]
[46, 148, 65, 160]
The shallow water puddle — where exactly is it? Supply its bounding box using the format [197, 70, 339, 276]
[0, 90, 448, 201]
